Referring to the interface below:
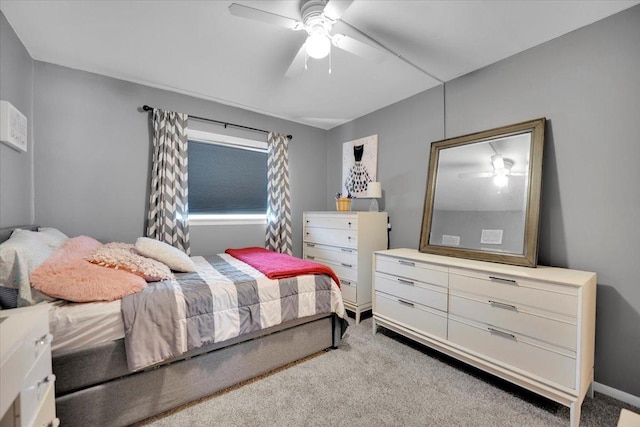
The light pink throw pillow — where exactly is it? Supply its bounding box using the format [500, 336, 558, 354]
[31, 236, 147, 302]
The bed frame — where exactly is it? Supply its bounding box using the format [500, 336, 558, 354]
[1, 226, 346, 426]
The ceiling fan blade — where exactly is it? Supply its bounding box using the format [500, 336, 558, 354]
[323, 0, 354, 21]
[228, 3, 300, 30]
[458, 172, 494, 179]
[285, 43, 307, 78]
[332, 34, 386, 63]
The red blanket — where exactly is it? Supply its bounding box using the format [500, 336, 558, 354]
[225, 247, 341, 288]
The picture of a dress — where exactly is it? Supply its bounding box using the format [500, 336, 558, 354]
[342, 134, 378, 198]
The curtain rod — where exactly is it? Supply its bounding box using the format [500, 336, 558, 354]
[141, 105, 292, 140]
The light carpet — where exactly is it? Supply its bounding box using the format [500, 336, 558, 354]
[138, 315, 638, 426]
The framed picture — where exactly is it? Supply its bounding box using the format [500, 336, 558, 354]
[0, 100, 28, 152]
[342, 134, 378, 198]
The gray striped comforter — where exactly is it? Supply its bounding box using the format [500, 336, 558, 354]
[121, 254, 346, 371]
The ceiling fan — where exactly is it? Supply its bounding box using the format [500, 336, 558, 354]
[458, 154, 526, 188]
[228, 0, 386, 76]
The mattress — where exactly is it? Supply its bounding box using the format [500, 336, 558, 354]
[49, 299, 124, 353]
[47, 251, 346, 366]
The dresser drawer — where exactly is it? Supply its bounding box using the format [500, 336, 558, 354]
[304, 214, 357, 231]
[20, 347, 54, 427]
[449, 292, 577, 351]
[375, 272, 447, 312]
[0, 347, 26, 418]
[448, 315, 576, 389]
[306, 256, 357, 282]
[376, 256, 448, 288]
[21, 314, 51, 368]
[374, 292, 447, 339]
[449, 268, 578, 317]
[304, 243, 357, 266]
[341, 279, 357, 304]
[304, 227, 357, 249]
[33, 383, 58, 427]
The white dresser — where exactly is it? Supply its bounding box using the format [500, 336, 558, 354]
[303, 211, 388, 323]
[0, 305, 58, 427]
[373, 248, 596, 427]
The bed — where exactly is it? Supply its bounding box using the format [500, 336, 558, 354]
[0, 226, 347, 426]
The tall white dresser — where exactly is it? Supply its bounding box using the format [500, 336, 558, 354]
[373, 248, 596, 427]
[303, 211, 388, 323]
[0, 304, 58, 427]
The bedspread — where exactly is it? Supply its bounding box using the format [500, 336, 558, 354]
[121, 254, 346, 371]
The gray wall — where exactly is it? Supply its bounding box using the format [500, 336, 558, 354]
[327, 6, 640, 397]
[327, 86, 445, 249]
[0, 12, 34, 227]
[32, 62, 327, 257]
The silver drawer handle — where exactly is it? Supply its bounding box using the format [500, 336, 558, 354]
[488, 327, 516, 340]
[342, 280, 352, 286]
[341, 263, 353, 268]
[306, 243, 315, 247]
[398, 260, 415, 266]
[44, 418, 60, 427]
[35, 333, 53, 346]
[306, 255, 315, 260]
[38, 374, 56, 387]
[398, 299, 414, 307]
[397, 278, 415, 286]
[489, 300, 518, 311]
[34, 333, 53, 357]
[340, 248, 353, 253]
[489, 276, 517, 285]
[36, 374, 56, 400]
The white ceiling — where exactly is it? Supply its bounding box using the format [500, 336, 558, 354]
[1, 0, 638, 130]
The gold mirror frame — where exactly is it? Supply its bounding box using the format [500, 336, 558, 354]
[419, 118, 546, 267]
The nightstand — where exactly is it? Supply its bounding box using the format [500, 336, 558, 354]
[0, 304, 58, 427]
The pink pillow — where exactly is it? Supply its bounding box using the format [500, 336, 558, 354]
[31, 236, 147, 302]
[86, 242, 174, 282]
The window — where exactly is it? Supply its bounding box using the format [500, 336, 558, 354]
[187, 129, 267, 225]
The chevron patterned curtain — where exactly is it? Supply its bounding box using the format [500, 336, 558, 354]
[265, 132, 292, 255]
[146, 109, 191, 254]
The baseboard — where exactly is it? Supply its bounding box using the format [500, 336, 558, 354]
[594, 382, 640, 408]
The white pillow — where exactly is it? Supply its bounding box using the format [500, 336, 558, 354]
[37, 227, 69, 249]
[0, 229, 54, 306]
[134, 237, 196, 273]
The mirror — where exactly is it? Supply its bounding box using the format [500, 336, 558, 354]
[419, 118, 545, 267]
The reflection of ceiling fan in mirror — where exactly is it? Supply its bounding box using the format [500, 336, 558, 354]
[458, 154, 527, 188]
[228, 0, 386, 76]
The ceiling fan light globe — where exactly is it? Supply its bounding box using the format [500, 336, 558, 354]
[493, 174, 509, 188]
[491, 154, 505, 170]
[306, 33, 331, 59]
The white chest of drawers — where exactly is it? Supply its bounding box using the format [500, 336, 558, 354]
[1, 305, 58, 427]
[303, 211, 388, 324]
[373, 248, 596, 427]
